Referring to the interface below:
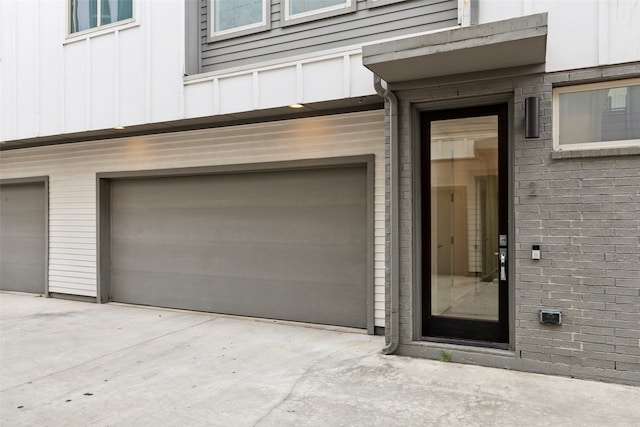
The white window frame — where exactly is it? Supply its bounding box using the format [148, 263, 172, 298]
[367, 0, 410, 9]
[67, 0, 136, 38]
[209, 0, 269, 39]
[284, 0, 353, 22]
[553, 78, 640, 151]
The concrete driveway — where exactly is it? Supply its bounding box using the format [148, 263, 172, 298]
[1, 292, 639, 426]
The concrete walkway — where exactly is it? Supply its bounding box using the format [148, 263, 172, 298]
[1, 292, 638, 426]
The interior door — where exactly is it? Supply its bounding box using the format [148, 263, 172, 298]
[421, 104, 509, 345]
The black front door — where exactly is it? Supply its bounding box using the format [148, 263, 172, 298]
[421, 104, 509, 345]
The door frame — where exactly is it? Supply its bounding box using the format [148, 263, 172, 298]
[415, 98, 514, 348]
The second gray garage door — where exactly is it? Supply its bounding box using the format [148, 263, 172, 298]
[0, 181, 46, 294]
[108, 164, 369, 328]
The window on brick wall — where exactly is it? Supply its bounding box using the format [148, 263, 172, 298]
[210, 0, 269, 38]
[553, 78, 640, 151]
[69, 0, 133, 34]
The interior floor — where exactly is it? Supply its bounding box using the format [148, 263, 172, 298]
[432, 274, 499, 321]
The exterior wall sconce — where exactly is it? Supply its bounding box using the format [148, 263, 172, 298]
[524, 96, 540, 139]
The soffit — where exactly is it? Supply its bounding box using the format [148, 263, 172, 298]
[0, 97, 382, 151]
[362, 13, 547, 84]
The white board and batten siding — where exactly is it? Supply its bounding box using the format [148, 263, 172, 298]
[476, 0, 640, 72]
[0, 110, 387, 328]
[1, 0, 380, 143]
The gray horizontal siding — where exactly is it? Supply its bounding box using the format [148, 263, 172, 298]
[200, 0, 458, 72]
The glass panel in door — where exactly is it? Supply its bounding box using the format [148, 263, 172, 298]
[430, 115, 499, 321]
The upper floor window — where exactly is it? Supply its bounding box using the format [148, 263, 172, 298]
[553, 79, 640, 150]
[211, 0, 268, 38]
[70, 0, 133, 34]
[285, 0, 353, 21]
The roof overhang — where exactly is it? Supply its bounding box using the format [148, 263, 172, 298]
[362, 13, 547, 84]
[0, 97, 382, 151]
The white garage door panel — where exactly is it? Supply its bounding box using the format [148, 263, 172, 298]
[109, 164, 368, 328]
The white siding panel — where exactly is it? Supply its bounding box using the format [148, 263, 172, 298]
[49, 231, 96, 239]
[302, 58, 344, 104]
[258, 67, 298, 109]
[477, 0, 640, 72]
[48, 281, 96, 297]
[49, 216, 96, 224]
[15, 0, 38, 139]
[49, 221, 96, 228]
[38, 2, 64, 136]
[544, 2, 598, 72]
[0, 110, 386, 327]
[183, 49, 375, 119]
[63, 42, 88, 133]
[350, 53, 373, 97]
[90, 35, 116, 130]
[149, 0, 183, 122]
[219, 75, 254, 114]
[48, 256, 96, 266]
[184, 80, 215, 118]
[1, 1, 188, 141]
[49, 254, 96, 264]
[48, 234, 95, 244]
[118, 27, 147, 127]
[49, 207, 96, 214]
[48, 275, 95, 285]
[50, 270, 96, 279]
[606, 1, 640, 65]
[0, 0, 18, 141]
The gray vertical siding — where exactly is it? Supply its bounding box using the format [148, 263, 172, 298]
[199, 0, 458, 72]
[185, 0, 201, 75]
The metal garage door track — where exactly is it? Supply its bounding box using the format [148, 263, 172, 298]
[1, 293, 639, 426]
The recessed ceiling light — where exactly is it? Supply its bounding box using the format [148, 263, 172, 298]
[288, 104, 304, 109]
[114, 126, 125, 130]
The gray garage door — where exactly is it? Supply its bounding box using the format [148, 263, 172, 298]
[0, 182, 46, 294]
[109, 165, 368, 328]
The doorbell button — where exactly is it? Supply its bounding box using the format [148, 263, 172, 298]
[532, 245, 541, 260]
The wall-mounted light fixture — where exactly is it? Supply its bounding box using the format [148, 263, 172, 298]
[524, 96, 540, 139]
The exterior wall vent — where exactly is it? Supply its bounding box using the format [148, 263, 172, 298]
[539, 309, 562, 325]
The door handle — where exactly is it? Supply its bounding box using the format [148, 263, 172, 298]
[499, 248, 507, 281]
